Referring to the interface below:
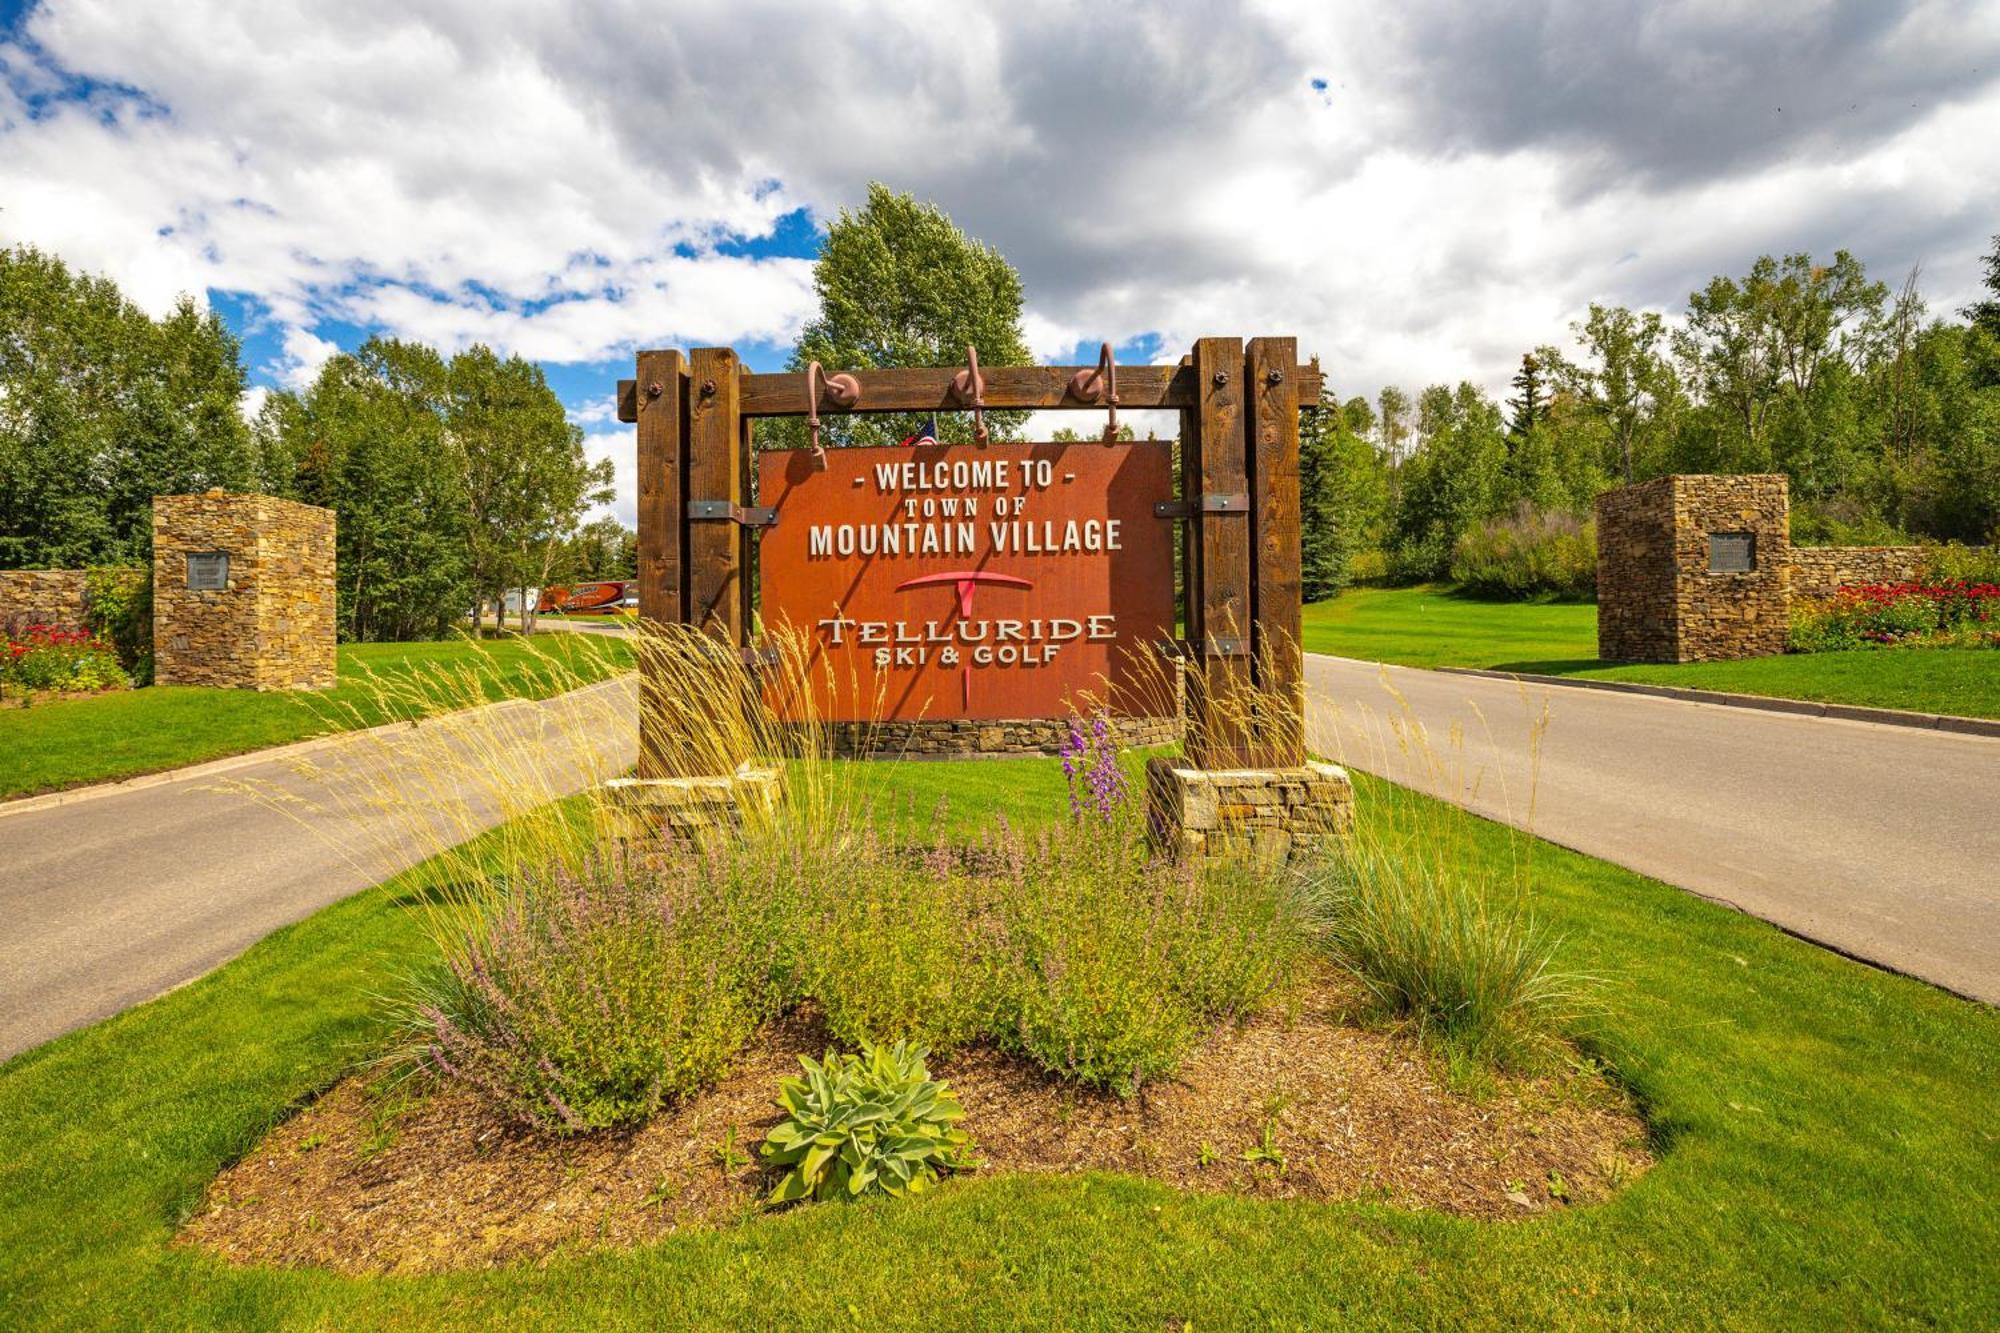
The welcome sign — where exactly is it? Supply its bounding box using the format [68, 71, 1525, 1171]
[757, 441, 1174, 721]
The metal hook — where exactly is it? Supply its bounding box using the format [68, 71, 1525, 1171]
[805, 361, 861, 467]
[948, 344, 988, 445]
[1067, 341, 1121, 443]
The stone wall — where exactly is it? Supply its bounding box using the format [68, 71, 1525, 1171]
[1596, 475, 1790, 663]
[0, 567, 146, 640]
[152, 490, 337, 690]
[817, 712, 1180, 759]
[1145, 758, 1354, 863]
[0, 569, 90, 637]
[1789, 546, 1930, 602]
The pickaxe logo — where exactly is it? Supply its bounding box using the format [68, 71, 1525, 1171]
[894, 569, 1032, 710]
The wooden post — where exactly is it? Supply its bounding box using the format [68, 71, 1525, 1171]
[686, 347, 746, 643]
[685, 346, 749, 771]
[634, 348, 686, 781]
[1246, 336, 1304, 767]
[1184, 337, 1256, 769]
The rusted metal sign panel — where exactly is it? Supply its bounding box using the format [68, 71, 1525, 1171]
[757, 441, 1174, 722]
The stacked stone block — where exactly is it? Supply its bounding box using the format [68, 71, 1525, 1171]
[1595, 475, 1789, 663]
[1145, 757, 1354, 863]
[152, 490, 337, 690]
[602, 768, 783, 846]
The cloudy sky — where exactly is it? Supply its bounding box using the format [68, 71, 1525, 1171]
[4, 0, 1997, 524]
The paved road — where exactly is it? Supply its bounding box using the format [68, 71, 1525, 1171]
[0, 678, 636, 1060]
[1305, 655, 2000, 1004]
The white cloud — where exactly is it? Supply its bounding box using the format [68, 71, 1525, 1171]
[273, 325, 340, 391]
[3, 0, 1996, 526]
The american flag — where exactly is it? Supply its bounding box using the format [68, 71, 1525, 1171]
[899, 415, 939, 448]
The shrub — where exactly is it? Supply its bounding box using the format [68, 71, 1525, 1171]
[1295, 842, 1588, 1068]
[406, 850, 772, 1131]
[1346, 548, 1390, 585]
[990, 816, 1301, 1094]
[804, 833, 998, 1057]
[1, 625, 128, 694]
[1449, 503, 1596, 600]
[1923, 543, 2000, 587]
[761, 1041, 977, 1202]
[83, 567, 151, 682]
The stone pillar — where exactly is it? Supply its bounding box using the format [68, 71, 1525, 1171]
[1595, 474, 1789, 663]
[152, 490, 337, 690]
[1145, 756, 1353, 863]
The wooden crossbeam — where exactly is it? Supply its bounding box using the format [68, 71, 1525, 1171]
[616, 361, 1322, 422]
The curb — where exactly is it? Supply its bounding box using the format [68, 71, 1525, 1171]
[0, 676, 633, 820]
[1426, 665, 2000, 738]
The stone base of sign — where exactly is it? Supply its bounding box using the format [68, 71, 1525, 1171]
[819, 714, 1180, 759]
[601, 767, 783, 845]
[1145, 757, 1354, 863]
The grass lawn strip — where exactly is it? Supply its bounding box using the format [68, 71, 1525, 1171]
[1304, 583, 1999, 719]
[1, 758, 1994, 1326]
[0, 632, 634, 800]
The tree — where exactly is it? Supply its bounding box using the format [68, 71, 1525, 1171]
[0, 245, 252, 568]
[1388, 383, 1508, 580]
[1376, 385, 1412, 461]
[443, 346, 612, 630]
[1674, 250, 1888, 485]
[1961, 233, 2000, 337]
[1553, 305, 1681, 482]
[785, 184, 1034, 449]
[1506, 352, 1547, 439]
[257, 339, 473, 641]
[553, 517, 638, 584]
[1299, 394, 1389, 601]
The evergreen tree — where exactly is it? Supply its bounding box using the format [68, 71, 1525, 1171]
[1506, 352, 1547, 439]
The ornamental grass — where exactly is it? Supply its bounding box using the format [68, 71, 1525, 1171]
[253, 621, 1591, 1133]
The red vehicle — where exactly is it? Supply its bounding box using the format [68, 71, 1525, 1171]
[536, 581, 631, 615]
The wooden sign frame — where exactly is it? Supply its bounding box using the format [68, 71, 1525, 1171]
[621, 341, 1316, 778]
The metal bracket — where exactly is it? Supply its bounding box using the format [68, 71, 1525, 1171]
[1152, 492, 1248, 518]
[1153, 636, 1248, 658]
[686, 500, 778, 527]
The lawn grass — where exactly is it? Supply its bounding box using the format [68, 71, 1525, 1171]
[1304, 583, 1999, 718]
[1, 756, 1995, 1328]
[1523, 650, 2000, 720]
[0, 633, 634, 800]
[1302, 584, 1600, 668]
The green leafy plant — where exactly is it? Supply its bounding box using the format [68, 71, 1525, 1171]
[761, 1041, 977, 1203]
[1242, 1121, 1287, 1174]
[712, 1124, 750, 1174]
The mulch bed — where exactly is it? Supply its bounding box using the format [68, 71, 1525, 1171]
[181, 980, 1651, 1275]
